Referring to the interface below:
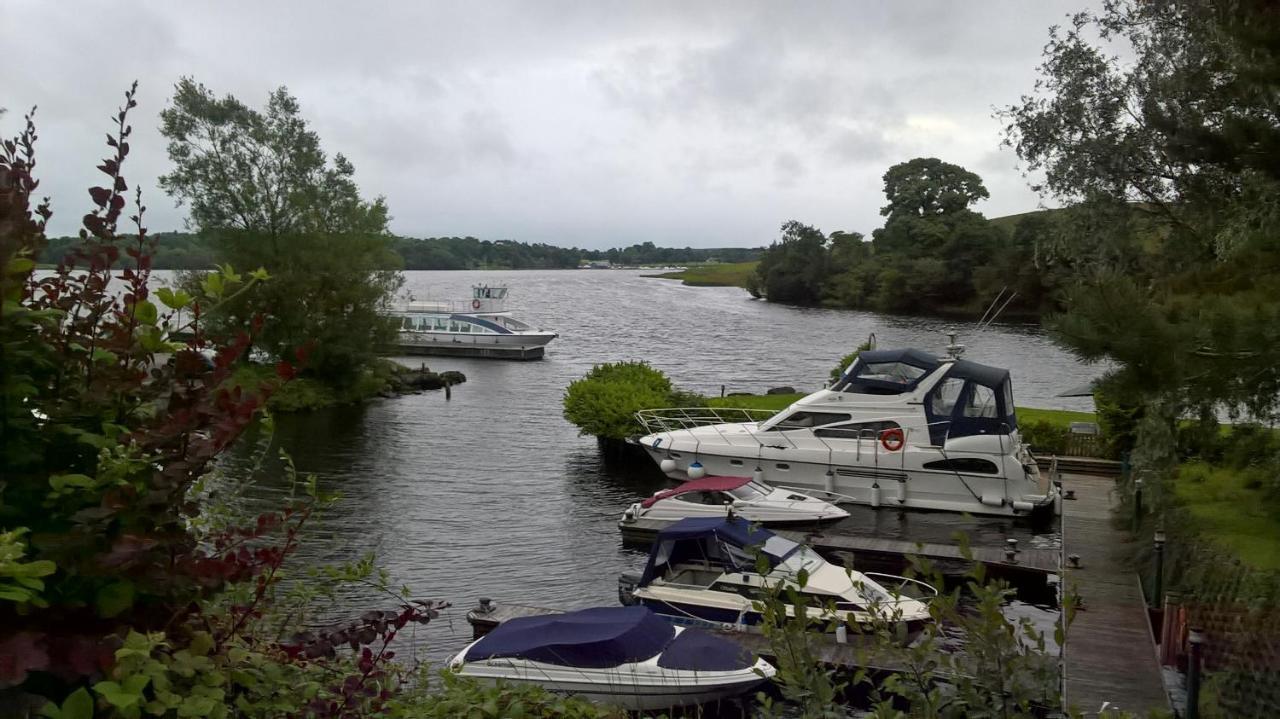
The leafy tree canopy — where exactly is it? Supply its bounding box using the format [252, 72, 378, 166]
[1003, 0, 1280, 424]
[879, 157, 989, 219]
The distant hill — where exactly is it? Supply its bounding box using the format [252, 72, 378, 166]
[39, 232, 763, 271]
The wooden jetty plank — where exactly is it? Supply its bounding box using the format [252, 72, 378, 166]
[1060, 472, 1170, 717]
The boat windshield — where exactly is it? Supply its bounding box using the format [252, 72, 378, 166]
[727, 482, 770, 502]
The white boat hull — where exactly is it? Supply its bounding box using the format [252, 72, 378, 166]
[640, 430, 1055, 519]
[451, 644, 772, 711]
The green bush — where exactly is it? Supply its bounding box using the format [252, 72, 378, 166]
[1020, 419, 1072, 455]
[563, 361, 693, 440]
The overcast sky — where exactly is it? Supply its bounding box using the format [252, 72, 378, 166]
[3, 1, 1080, 248]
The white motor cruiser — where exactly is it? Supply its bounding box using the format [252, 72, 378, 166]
[636, 348, 1058, 519]
[449, 605, 775, 711]
[619, 517, 935, 638]
[388, 284, 557, 359]
[620, 475, 849, 526]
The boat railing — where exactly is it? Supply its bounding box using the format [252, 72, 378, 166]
[863, 572, 940, 603]
[635, 407, 779, 434]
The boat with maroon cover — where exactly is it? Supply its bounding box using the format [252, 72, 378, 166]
[620, 475, 848, 526]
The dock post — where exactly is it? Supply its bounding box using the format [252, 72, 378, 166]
[1151, 529, 1165, 608]
[1186, 627, 1205, 719]
[1133, 478, 1144, 532]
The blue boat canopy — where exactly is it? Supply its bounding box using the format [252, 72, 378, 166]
[833, 348, 941, 395]
[467, 606, 674, 668]
[655, 627, 754, 671]
[640, 517, 800, 585]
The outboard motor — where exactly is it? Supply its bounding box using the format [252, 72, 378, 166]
[618, 570, 642, 606]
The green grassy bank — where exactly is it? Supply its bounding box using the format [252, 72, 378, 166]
[231, 358, 464, 412]
[647, 261, 758, 288]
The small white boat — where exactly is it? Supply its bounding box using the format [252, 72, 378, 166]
[636, 347, 1058, 518]
[449, 605, 775, 711]
[620, 475, 849, 526]
[387, 284, 557, 359]
[619, 517, 935, 638]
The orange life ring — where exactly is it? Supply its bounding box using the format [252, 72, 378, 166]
[880, 427, 905, 452]
[471, 299, 482, 310]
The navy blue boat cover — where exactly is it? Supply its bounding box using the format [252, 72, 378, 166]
[656, 627, 754, 671]
[640, 517, 799, 585]
[467, 606, 675, 668]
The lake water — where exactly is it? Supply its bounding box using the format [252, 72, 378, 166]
[215, 269, 1098, 665]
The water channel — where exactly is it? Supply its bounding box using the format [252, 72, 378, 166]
[214, 269, 1099, 665]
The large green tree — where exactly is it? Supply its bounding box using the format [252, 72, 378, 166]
[1004, 0, 1280, 424]
[752, 220, 829, 305]
[159, 78, 402, 384]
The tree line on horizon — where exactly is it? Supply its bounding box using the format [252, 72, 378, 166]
[38, 231, 763, 270]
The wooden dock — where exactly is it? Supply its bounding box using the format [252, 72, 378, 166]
[1058, 472, 1170, 717]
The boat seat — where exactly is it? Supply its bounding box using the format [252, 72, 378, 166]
[665, 565, 722, 588]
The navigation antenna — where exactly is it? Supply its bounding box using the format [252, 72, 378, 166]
[974, 286, 1018, 335]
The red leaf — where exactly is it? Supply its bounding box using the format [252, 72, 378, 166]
[276, 361, 296, 380]
[88, 186, 111, 207]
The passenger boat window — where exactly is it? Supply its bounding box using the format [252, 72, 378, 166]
[815, 420, 902, 439]
[964, 384, 999, 418]
[767, 411, 851, 431]
[923, 458, 1001, 474]
[434, 317, 449, 331]
[417, 318, 431, 331]
[459, 322, 471, 333]
[928, 378, 964, 416]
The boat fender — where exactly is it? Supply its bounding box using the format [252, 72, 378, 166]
[835, 623, 848, 644]
[687, 461, 706, 479]
[980, 493, 1006, 508]
[1011, 500, 1036, 513]
[880, 428, 905, 452]
[472, 299, 481, 309]
[752, 466, 765, 483]
[895, 478, 906, 504]
[870, 483, 881, 508]
[823, 469, 835, 494]
[659, 458, 677, 474]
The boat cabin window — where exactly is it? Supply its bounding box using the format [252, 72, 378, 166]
[814, 420, 902, 440]
[922, 458, 1001, 474]
[710, 581, 767, 602]
[434, 317, 449, 331]
[1002, 379, 1016, 420]
[766, 411, 851, 431]
[860, 362, 927, 385]
[673, 491, 723, 506]
[927, 377, 964, 416]
[963, 384, 999, 418]
[727, 482, 770, 502]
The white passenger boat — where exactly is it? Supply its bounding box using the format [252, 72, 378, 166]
[618, 517, 934, 638]
[388, 284, 557, 359]
[449, 605, 775, 711]
[620, 475, 849, 526]
[635, 348, 1058, 519]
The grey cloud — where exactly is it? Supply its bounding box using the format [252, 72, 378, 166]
[1, 0, 1087, 246]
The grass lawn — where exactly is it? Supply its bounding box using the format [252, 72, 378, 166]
[1015, 406, 1096, 426]
[1173, 461, 1280, 571]
[647, 261, 757, 288]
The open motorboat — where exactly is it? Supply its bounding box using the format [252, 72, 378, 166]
[618, 517, 934, 638]
[620, 475, 849, 526]
[448, 605, 775, 711]
[387, 284, 557, 359]
[635, 348, 1058, 519]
